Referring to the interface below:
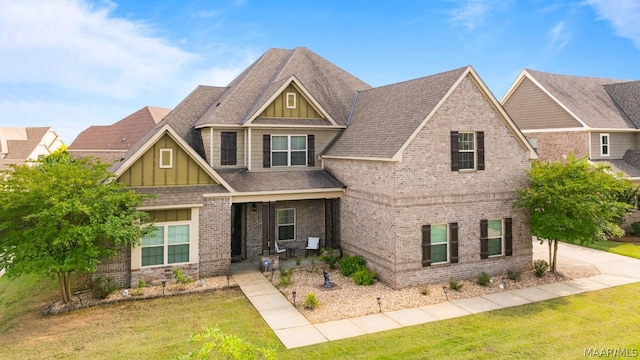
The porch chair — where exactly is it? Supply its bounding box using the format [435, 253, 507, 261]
[274, 240, 287, 259]
[305, 237, 320, 257]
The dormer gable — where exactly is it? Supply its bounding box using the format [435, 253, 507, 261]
[245, 76, 340, 127]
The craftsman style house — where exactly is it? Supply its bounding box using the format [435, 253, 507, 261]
[502, 69, 640, 180]
[0, 127, 64, 170]
[96, 47, 536, 289]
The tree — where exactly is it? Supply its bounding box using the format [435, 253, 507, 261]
[514, 154, 633, 273]
[0, 149, 152, 304]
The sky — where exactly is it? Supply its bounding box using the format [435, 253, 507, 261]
[1, 0, 640, 144]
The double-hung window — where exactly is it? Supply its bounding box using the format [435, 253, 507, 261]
[487, 220, 503, 256]
[451, 131, 484, 171]
[480, 218, 512, 259]
[458, 132, 475, 170]
[277, 209, 295, 241]
[600, 133, 610, 157]
[422, 223, 459, 266]
[271, 135, 307, 167]
[430, 225, 448, 264]
[141, 223, 190, 266]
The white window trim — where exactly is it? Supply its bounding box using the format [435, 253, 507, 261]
[271, 135, 308, 167]
[458, 132, 476, 171]
[600, 133, 610, 157]
[430, 224, 449, 265]
[131, 208, 199, 270]
[286, 92, 297, 109]
[277, 208, 296, 241]
[159, 148, 173, 168]
[488, 219, 504, 257]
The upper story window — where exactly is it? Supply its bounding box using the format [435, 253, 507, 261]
[527, 137, 538, 151]
[451, 131, 484, 171]
[600, 133, 609, 157]
[271, 135, 307, 167]
[286, 92, 297, 109]
[159, 148, 173, 168]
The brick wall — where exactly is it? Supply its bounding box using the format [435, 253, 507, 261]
[324, 75, 533, 289]
[524, 131, 589, 162]
[199, 197, 232, 277]
[94, 246, 131, 288]
[131, 263, 199, 287]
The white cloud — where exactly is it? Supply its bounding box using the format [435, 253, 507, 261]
[448, 0, 512, 30]
[586, 0, 640, 49]
[548, 21, 570, 52]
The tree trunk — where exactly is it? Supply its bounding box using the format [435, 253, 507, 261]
[548, 239, 552, 267]
[56, 272, 72, 304]
[551, 239, 559, 274]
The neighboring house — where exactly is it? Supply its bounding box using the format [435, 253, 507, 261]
[68, 106, 170, 163]
[96, 47, 536, 289]
[502, 69, 640, 180]
[0, 127, 64, 170]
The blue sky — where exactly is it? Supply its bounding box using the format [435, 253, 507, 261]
[1, 0, 640, 143]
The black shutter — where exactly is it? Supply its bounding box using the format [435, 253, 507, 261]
[505, 217, 513, 256]
[307, 134, 315, 167]
[422, 225, 431, 267]
[477, 131, 485, 170]
[221, 132, 237, 165]
[480, 219, 489, 259]
[450, 131, 459, 171]
[449, 222, 459, 263]
[263, 134, 271, 168]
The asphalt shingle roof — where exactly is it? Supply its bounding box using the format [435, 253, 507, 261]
[216, 168, 344, 192]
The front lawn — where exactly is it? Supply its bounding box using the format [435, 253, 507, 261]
[2, 273, 639, 359]
[562, 238, 640, 260]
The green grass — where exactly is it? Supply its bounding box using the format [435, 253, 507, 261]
[562, 239, 640, 259]
[2, 272, 640, 359]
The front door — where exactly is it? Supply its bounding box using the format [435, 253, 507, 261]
[231, 204, 243, 258]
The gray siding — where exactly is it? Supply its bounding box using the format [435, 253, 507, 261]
[504, 77, 583, 130]
[202, 128, 246, 168]
[590, 132, 638, 160]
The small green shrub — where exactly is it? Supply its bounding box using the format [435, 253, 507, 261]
[178, 326, 276, 360]
[352, 267, 376, 285]
[89, 276, 116, 300]
[295, 258, 302, 266]
[338, 255, 367, 277]
[319, 248, 338, 269]
[420, 287, 429, 296]
[632, 222, 640, 236]
[476, 272, 491, 286]
[137, 279, 147, 288]
[304, 293, 319, 310]
[448, 278, 464, 291]
[173, 268, 194, 285]
[278, 268, 293, 287]
[533, 259, 549, 277]
[507, 268, 522, 281]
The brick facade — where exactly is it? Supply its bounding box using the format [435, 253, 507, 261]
[324, 75, 533, 289]
[94, 246, 131, 288]
[524, 131, 589, 162]
[199, 197, 232, 278]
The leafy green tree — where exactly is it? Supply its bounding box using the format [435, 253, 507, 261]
[515, 155, 633, 273]
[0, 149, 152, 304]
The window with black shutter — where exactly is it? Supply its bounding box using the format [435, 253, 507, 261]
[422, 223, 452, 266]
[505, 218, 512, 256]
[451, 131, 484, 171]
[221, 132, 237, 165]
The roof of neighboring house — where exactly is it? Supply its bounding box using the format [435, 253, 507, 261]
[0, 127, 64, 170]
[507, 69, 634, 129]
[216, 168, 344, 192]
[323, 67, 468, 159]
[69, 106, 170, 151]
[193, 47, 371, 127]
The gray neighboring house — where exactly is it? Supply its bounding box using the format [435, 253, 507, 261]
[502, 69, 640, 180]
[96, 47, 537, 289]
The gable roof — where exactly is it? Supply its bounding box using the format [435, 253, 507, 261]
[194, 47, 371, 128]
[502, 69, 634, 129]
[604, 81, 640, 128]
[69, 106, 169, 152]
[323, 66, 536, 161]
[0, 127, 64, 170]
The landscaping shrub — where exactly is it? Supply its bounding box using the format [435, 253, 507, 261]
[304, 293, 319, 310]
[278, 268, 293, 287]
[476, 272, 491, 286]
[89, 276, 116, 300]
[632, 222, 640, 236]
[533, 259, 549, 277]
[338, 255, 367, 277]
[507, 268, 522, 281]
[319, 247, 338, 269]
[448, 278, 464, 291]
[173, 268, 194, 285]
[351, 267, 376, 285]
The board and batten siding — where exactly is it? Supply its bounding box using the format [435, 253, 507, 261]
[118, 133, 218, 186]
[259, 83, 322, 119]
[503, 77, 583, 130]
[590, 131, 640, 160]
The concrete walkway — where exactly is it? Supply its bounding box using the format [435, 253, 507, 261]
[231, 240, 640, 349]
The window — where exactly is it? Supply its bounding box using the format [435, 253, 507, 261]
[141, 224, 190, 266]
[221, 132, 237, 165]
[480, 218, 512, 259]
[451, 131, 484, 171]
[422, 223, 458, 266]
[271, 135, 307, 167]
[277, 209, 295, 241]
[159, 148, 173, 168]
[600, 133, 609, 156]
[286, 92, 297, 109]
[487, 220, 503, 256]
[527, 137, 538, 151]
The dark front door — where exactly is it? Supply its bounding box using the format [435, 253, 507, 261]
[231, 204, 243, 258]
